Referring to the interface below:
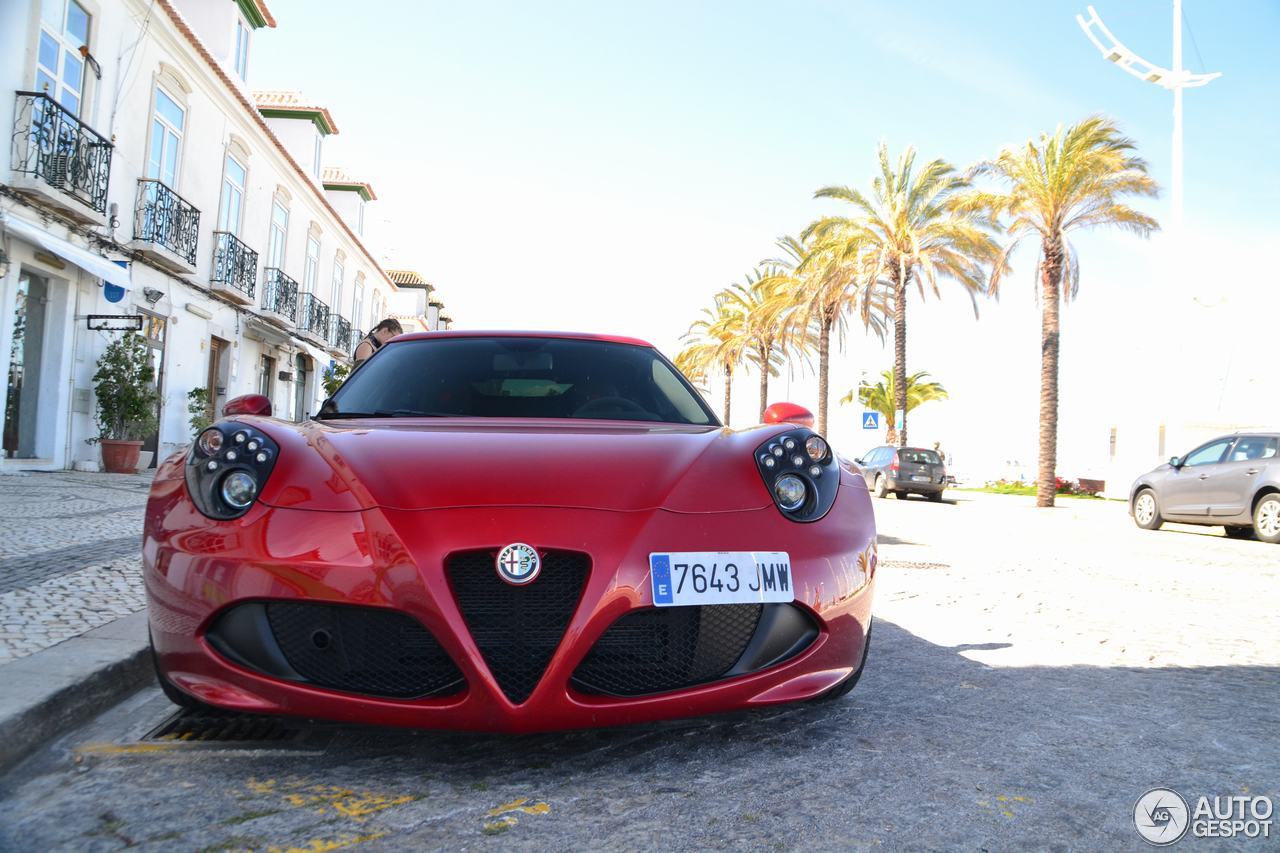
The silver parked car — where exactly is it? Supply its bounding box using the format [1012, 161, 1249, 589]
[1129, 432, 1280, 543]
[855, 445, 948, 501]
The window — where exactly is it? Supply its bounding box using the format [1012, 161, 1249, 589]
[1228, 437, 1278, 462]
[217, 153, 247, 233]
[303, 235, 320, 294]
[146, 87, 185, 187]
[266, 200, 288, 268]
[325, 338, 716, 425]
[259, 354, 275, 398]
[36, 0, 91, 115]
[331, 256, 344, 311]
[352, 275, 365, 330]
[1183, 439, 1232, 467]
[233, 16, 250, 80]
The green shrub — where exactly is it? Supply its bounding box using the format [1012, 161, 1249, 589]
[90, 333, 159, 442]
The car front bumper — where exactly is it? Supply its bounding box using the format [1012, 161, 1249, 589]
[145, 477, 877, 733]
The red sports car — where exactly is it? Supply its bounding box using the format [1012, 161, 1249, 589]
[145, 331, 877, 732]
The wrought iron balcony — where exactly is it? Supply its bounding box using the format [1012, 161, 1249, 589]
[211, 231, 258, 304]
[298, 292, 330, 342]
[349, 328, 365, 352]
[11, 91, 113, 216]
[327, 313, 353, 353]
[261, 268, 299, 324]
[134, 178, 200, 267]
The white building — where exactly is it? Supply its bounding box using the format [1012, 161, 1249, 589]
[0, 0, 450, 471]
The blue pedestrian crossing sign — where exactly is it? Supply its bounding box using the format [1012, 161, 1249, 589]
[862, 411, 880, 430]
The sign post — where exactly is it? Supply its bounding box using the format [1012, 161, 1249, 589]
[862, 412, 880, 430]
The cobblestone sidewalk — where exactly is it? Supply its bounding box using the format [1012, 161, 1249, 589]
[0, 471, 151, 663]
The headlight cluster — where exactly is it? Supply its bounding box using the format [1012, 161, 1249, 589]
[755, 429, 838, 522]
[184, 423, 279, 520]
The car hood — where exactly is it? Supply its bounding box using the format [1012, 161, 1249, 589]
[250, 417, 786, 513]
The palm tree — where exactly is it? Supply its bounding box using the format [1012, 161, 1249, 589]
[841, 370, 948, 445]
[965, 116, 1158, 507]
[760, 235, 886, 436]
[718, 268, 796, 422]
[808, 143, 1002, 447]
[676, 294, 749, 424]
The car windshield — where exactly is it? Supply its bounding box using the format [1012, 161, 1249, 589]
[321, 336, 718, 425]
[900, 449, 943, 465]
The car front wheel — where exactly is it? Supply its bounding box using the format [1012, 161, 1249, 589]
[874, 475, 888, 499]
[1253, 494, 1280, 544]
[1133, 489, 1163, 530]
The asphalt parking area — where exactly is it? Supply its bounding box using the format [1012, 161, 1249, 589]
[1, 493, 1276, 850]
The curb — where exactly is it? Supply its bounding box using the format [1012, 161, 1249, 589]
[0, 611, 153, 775]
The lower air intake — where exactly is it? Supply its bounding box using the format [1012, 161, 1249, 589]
[446, 548, 589, 705]
[259, 601, 464, 699]
[571, 604, 763, 696]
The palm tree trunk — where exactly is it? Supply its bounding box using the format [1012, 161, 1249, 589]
[722, 364, 733, 425]
[816, 316, 831, 436]
[893, 270, 909, 447]
[752, 343, 762, 422]
[1038, 243, 1062, 508]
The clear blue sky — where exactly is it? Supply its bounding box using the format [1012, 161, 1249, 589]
[255, 0, 1278, 473]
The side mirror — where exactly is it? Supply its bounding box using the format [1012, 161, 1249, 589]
[1169, 456, 1182, 468]
[854, 458, 864, 465]
[223, 393, 272, 417]
[762, 402, 815, 429]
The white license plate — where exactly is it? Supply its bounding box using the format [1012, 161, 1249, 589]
[911, 475, 930, 482]
[649, 552, 793, 607]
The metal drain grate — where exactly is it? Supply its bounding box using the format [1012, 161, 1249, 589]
[143, 709, 327, 749]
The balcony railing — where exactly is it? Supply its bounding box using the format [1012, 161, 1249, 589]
[349, 328, 365, 352]
[327, 313, 353, 352]
[261, 268, 299, 323]
[211, 231, 258, 299]
[298, 292, 330, 340]
[134, 178, 200, 265]
[12, 91, 113, 214]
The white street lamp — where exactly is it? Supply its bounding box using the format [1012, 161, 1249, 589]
[1076, 2, 1221, 234]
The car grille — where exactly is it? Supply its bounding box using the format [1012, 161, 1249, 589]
[264, 602, 465, 699]
[571, 604, 763, 696]
[445, 548, 590, 704]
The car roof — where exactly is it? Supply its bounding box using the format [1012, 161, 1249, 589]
[391, 330, 655, 347]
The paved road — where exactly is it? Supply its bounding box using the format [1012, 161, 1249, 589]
[1, 492, 1277, 850]
[0, 472, 150, 662]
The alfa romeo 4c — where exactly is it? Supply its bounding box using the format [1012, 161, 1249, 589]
[144, 331, 877, 732]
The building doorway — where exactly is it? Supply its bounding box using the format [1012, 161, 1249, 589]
[294, 353, 311, 421]
[138, 309, 166, 467]
[207, 336, 229, 418]
[258, 353, 275, 401]
[3, 271, 49, 459]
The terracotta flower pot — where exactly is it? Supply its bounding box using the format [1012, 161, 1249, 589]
[100, 439, 144, 474]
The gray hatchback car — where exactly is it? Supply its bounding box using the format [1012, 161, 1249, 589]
[856, 445, 948, 501]
[1129, 432, 1280, 543]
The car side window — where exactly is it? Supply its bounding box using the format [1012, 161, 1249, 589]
[1229, 437, 1278, 462]
[1182, 439, 1232, 467]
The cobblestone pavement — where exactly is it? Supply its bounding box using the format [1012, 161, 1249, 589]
[0, 471, 150, 662]
[1, 492, 1277, 850]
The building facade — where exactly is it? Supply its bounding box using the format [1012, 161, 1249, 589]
[0, 0, 449, 471]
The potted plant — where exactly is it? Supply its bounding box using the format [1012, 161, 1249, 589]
[90, 332, 160, 473]
[187, 386, 213, 436]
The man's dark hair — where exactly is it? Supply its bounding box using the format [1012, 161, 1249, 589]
[374, 318, 403, 335]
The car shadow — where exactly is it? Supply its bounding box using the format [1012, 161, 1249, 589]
[17, 621, 1278, 850]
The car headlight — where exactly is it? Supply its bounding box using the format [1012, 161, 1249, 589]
[185, 424, 279, 520]
[755, 428, 839, 522]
